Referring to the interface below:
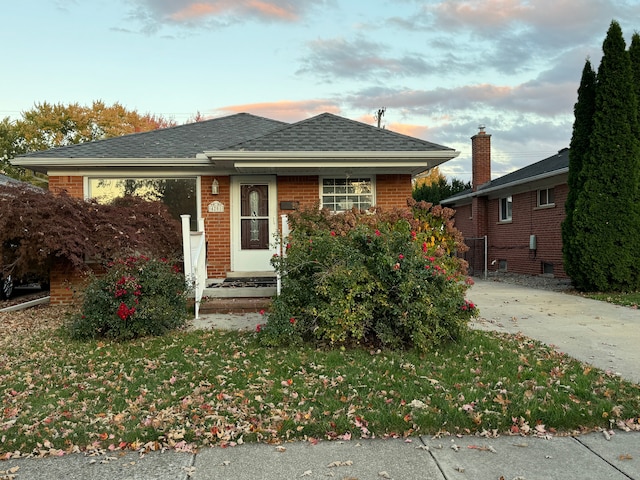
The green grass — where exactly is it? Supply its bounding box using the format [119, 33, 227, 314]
[584, 291, 640, 308]
[1, 323, 640, 458]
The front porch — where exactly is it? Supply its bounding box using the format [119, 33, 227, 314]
[200, 272, 276, 314]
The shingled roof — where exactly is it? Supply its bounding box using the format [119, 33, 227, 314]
[17, 113, 288, 159]
[442, 148, 569, 204]
[225, 113, 454, 152]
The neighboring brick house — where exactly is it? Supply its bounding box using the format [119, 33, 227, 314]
[13, 112, 459, 304]
[441, 128, 569, 278]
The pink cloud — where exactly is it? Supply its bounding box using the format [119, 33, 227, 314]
[155, 0, 307, 23]
[435, 0, 531, 28]
[388, 123, 431, 139]
[169, 2, 225, 21]
[248, 0, 298, 21]
[213, 99, 341, 122]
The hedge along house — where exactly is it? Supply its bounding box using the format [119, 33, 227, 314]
[13, 112, 459, 305]
[441, 127, 569, 278]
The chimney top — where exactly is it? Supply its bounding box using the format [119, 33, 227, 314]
[478, 124, 486, 134]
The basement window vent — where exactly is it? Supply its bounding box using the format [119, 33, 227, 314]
[542, 262, 554, 276]
[498, 259, 508, 272]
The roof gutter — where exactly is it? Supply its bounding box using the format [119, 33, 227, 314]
[11, 157, 211, 173]
[204, 150, 459, 161]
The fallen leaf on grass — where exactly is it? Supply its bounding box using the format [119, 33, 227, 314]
[378, 471, 391, 478]
[619, 454, 633, 461]
[327, 460, 353, 467]
[300, 470, 312, 477]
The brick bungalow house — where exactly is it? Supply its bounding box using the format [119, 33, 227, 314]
[441, 128, 569, 278]
[13, 112, 459, 304]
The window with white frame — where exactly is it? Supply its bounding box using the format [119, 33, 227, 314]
[538, 187, 555, 207]
[499, 195, 512, 221]
[88, 177, 198, 230]
[321, 177, 373, 212]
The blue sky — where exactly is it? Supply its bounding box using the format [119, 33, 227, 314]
[3, 0, 639, 182]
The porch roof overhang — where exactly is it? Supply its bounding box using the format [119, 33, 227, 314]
[12, 150, 460, 177]
[203, 150, 460, 176]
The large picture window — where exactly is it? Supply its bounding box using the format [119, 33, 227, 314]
[88, 177, 198, 230]
[321, 177, 374, 212]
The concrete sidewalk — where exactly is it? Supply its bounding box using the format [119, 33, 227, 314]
[4, 279, 640, 479]
[3, 432, 639, 479]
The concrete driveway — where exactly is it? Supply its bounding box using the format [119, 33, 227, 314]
[467, 279, 640, 384]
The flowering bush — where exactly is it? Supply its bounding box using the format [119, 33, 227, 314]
[258, 201, 478, 352]
[68, 255, 189, 341]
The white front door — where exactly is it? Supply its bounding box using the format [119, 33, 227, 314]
[231, 176, 278, 272]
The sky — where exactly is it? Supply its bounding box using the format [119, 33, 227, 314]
[3, 0, 640, 182]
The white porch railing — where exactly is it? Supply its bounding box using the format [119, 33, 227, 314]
[181, 215, 207, 319]
[276, 214, 290, 296]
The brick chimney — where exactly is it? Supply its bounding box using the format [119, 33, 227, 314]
[471, 125, 491, 191]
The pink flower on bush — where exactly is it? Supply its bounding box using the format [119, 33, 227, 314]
[289, 317, 296, 324]
[393, 263, 400, 270]
[260, 309, 265, 315]
[375, 230, 381, 236]
[422, 242, 428, 252]
[465, 277, 475, 286]
[398, 254, 404, 260]
[256, 324, 262, 332]
[330, 231, 336, 237]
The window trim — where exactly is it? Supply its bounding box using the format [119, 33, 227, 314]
[536, 187, 555, 208]
[499, 195, 512, 222]
[319, 175, 376, 213]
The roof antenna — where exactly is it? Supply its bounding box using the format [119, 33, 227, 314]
[374, 107, 386, 129]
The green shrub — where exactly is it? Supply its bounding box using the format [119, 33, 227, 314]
[68, 255, 189, 341]
[258, 201, 478, 352]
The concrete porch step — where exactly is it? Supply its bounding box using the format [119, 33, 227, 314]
[199, 276, 276, 314]
[199, 297, 272, 314]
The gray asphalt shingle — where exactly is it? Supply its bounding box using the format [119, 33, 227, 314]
[442, 148, 569, 203]
[224, 113, 454, 152]
[17, 113, 288, 159]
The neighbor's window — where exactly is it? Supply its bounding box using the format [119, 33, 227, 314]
[88, 177, 198, 230]
[321, 177, 374, 212]
[499, 195, 512, 221]
[538, 187, 555, 207]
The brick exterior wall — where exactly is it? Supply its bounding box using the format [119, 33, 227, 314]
[45, 173, 419, 300]
[486, 185, 568, 278]
[47, 176, 85, 304]
[277, 176, 320, 214]
[202, 176, 231, 278]
[375, 174, 412, 209]
[48, 176, 84, 198]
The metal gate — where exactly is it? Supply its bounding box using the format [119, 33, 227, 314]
[462, 236, 487, 279]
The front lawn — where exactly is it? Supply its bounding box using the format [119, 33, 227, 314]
[1, 306, 639, 459]
[584, 291, 640, 309]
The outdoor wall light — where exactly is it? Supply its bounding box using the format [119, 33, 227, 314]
[211, 179, 219, 195]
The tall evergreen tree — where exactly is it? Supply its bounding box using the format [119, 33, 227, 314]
[570, 21, 640, 291]
[630, 32, 640, 138]
[562, 60, 596, 286]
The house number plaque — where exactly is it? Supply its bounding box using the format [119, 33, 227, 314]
[208, 201, 225, 213]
